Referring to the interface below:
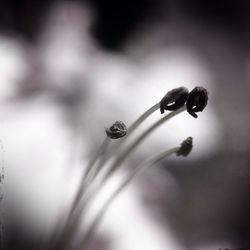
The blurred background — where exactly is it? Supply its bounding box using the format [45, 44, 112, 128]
[0, 0, 250, 249]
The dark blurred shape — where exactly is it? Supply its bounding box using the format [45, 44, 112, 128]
[0, 0, 51, 39]
[142, 152, 250, 249]
[86, 0, 155, 49]
[179, 0, 250, 34]
[0, 0, 158, 48]
[1, 0, 250, 48]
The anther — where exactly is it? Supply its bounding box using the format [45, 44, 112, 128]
[105, 121, 127, 139]
[176, 137, 193, 157]
[160, 87, 189, 114]
[186, 87, 208, 118]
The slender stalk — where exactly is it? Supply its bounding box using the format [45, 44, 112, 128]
[62, 103, 161, 230]
[101, 106, 186, 184]
[127, 103, 161, 135]
[79, 146, 179, 248]
[52, 136, 110, 250]
[90, 103, 161, 181]
[71, 103, 161, 217]
[57, 105, 185, 249]
[84, 136, 110, 182]
[73, 106, 186, 232]
[74, 137, 110, 206]
[69, 106, 186, 238]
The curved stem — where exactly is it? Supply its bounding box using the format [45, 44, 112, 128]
[75, 107, 186, 236]
[84, 136, 110, 182]
[73, 103, 162, 218]
[127, 103, 161, 135]
[79, 146, 179, 248]
[93, 103, 161, 178]
[71, 136, 110, 216]
[56, 105, 186, 249]
[52, 136, 110, 250]
[78, 107, 186, 231]
[102, 106, 186, 184]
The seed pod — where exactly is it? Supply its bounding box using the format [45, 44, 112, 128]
[176, 137, 193, 157]
[105, 121, 127, 139]
[186, 87, 208, 118]
[160, 87, 189, 114]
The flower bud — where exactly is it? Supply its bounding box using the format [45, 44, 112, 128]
[105, 121, 127, 139]
[176, 137, 193, 157]
[160, 87, 189, 114]
[186, 87, 208, 118]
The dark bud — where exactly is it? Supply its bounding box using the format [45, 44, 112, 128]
[160, 87, 189, 114]
[176, 137, 193, 157]
[105, 121, 127, 139]
[186, 87, 208, 118]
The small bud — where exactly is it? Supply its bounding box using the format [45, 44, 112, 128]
[176, 137, 193, 157]
[106, 121, 127, 139]
[160, 87, 189, 114]
[186, 87, 208, 118]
